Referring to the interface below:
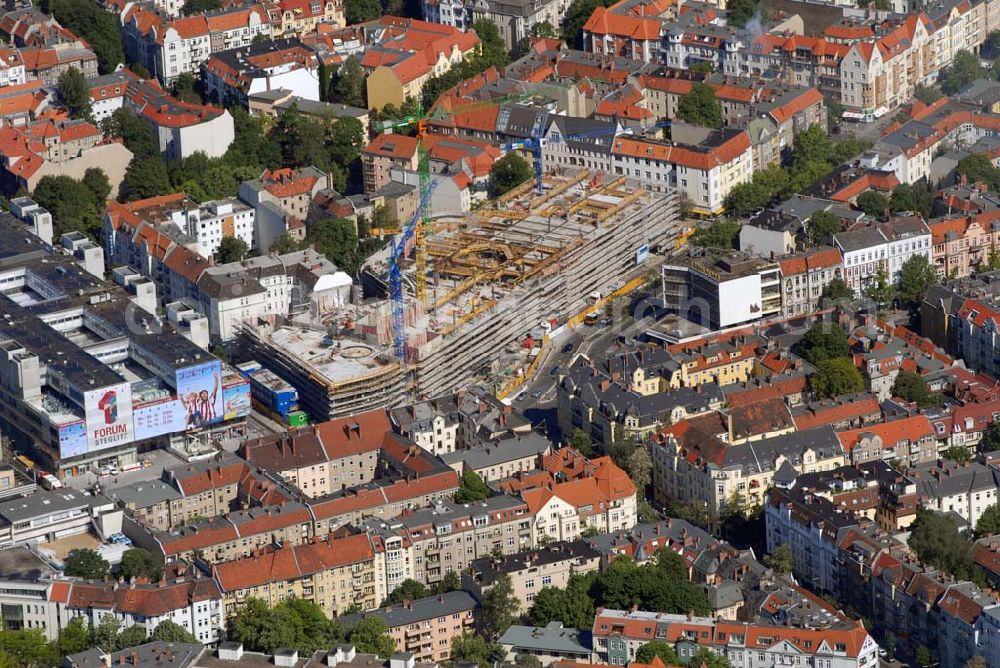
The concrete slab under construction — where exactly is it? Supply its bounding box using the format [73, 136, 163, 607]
[358, 169, 681, 398]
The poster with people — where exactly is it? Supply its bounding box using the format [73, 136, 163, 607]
[174, 360, 223, 430]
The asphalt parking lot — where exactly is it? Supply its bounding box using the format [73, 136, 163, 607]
[64, 447, 186, 493]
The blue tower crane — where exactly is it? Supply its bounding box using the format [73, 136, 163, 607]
[389, 179, 438, 361]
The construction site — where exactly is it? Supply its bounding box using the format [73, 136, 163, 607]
[237, 170, 680, 405]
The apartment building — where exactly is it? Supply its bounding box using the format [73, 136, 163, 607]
[0, 48, 26, 87]
[879, 216, 933, 283]
[834, 227, 888, 296]
[362, 133, 419, 195]
[522, 457, 637, 542]
[928, 213, 997, 279]
[835, 415, 938, 466]
[238, 166, 329, 251]
[202, 38, 323, 108]
[0, 547, 64, 639]
[340, 591, 478, 662]
[211, 532, 385, 620]
[469, 541, 601, 613]
[777, 246, 844, 317]
[557, 349, 725, 447]
[910, 458, 1000, 528]
[64, 568, 224, 644]
[441, 432, 551, 481]
[652, 422, 847, 517]
[423, 0, 570, 50]
[365, 494, 534, 591]
[360, 17, 480, 110]
[269, 0, 345, 37]
[591, 609, 879, 668]
[123, 5, 271, 83]
[240, 410, 389, 497]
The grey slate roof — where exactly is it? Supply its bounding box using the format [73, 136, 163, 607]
[340, 590, 478, 628]
[499, 622, 593, 656]
[441, 431, 552, 471]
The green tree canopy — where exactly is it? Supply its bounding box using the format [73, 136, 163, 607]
[764, 544, 792, 575]
[102, 108, 160, 158]
[56, 617, 91, 656]
[386, 579, 430, 604]
[121, 157, 173, 202]
[890, 370, 936, 407]
[334, 56, 366, 107]
[44, 0, 124, 73]
[796, 323, 851, 365]
[83, 168, 111, 204]
[119, 548, 164, 582]
[897, 254, 937, 304]
[480, 574, 520, 640]
[811, 358, 864, 398]
[956, 153, 1000, 189]
[691, 220, 740, 249]
[215, 236, 250, 264]
[32, 174, 104, 239]
[451, 633, 505, 668]
[65, 548, 109, 579]
[727, 0, 759, 27]
[976, 503, 1000, 537]
[856, 190, 890, 219]
[677, 82, 723, 128]
[807, 211, 840, 246]
[983, 422, 1000, 452]
[865, 266, 895, 311]
[561, 0, 613, 48]
[909, 507, 979, 581]
[345, 0, 381, 22]
[150, 620, 198, 644]
[914, 84, 941, 105]
[942, 50, 984, 94]
[350, 617, 396, 658]
[58, 67, 92, 120]
[821, 278, 854, 302]
[527, 585, 595, 629]
[890, 182, 934, 218]
[0, 628, 59, 667]
[635, 641, 680, 665]
[491, 153, 533, 196]
[307, 217, 361, 276]
[115, 625, 149, 650]
[181, 0, 221, 13]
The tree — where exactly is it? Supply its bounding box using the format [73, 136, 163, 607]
[568, 428, 594, 457]
[334, 56, 366, 107]
[181, 0, 221, 13]
[116, 625, 149, 650]
[45, 0, 124, 74]
[82, 167, 111, 204]
[891, 370, 935, 407]
[32, 174, 103, 239]
[345, 0, 381, 22]
[387, 579, 430, 604]
[480, 574, 519, 640]
[890, 182, 934, 218]
[528, 586, 595, 629]
[982, 422, 1000, 452]
[272, 106, 328, 169]
[56, 617, 91, 656]
[727, 0, 759, 27]
[307, 217, 361, 275]
[856, 190, 890, 219]
[677, 82, 723, 128]
[957, 153, 1000, 189]
[269, 233, 302, 255]
[0, 628, 59, 667]
[909, 508, 978, 580]
[796, 323, 851, 365]
[792, 125, 834, 166]
[150, 620, 197, 644]
[688, 648, 731, 668]
[326, 117, 365, 171]
[945, 445, 973, 465]
[121, 157, 173, 202]
[102, 108, 160, 158]
[691, 219, 740, 249]
[473, 19, 508, 67]
[562, 0, 613, 48]
[171, 72, 202, 104]
[65, 548, 109, 579]
[915, 644, 933, 668]
[764, 544, 792, 575]
[636, 641, 680, 665]
[432, 570, 461, 594]
[491, 153, 533, 196]
[451, 633, 504, 668]
[811, 358, 864, 398]
[865, 266, 895, 311]
[807, 210, 840, 246]
[58, 67, 92, 120]
[215, 236, 250, 264]
[455, 470, 490, 503]
[626, 447, 652, 492]
[91, 614, 121, 651]
[119, 548, 164, 582]
[821, 278, 854, 302]
[897, 254, 937, 304]
[941, 49, 984, 94]
[914, 84, 941, 105]
[516, 21, 557, 56]
[349, 617, 395, 658]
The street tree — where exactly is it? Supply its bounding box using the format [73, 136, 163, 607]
[811, 358, 864, 398]
[897, 254, 937, 304]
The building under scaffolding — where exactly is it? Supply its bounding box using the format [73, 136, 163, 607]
[356, 169, 681, 398]
[238, 316, 406, 421]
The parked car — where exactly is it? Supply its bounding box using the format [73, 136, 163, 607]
[562, 343, 574, 354]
